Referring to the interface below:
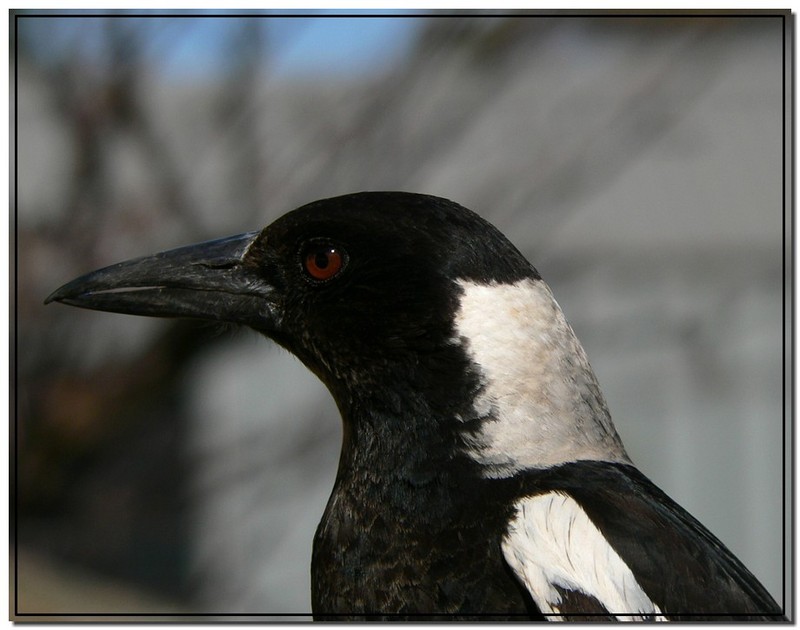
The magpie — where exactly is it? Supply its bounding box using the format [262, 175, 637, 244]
[46, 192, 784, 621]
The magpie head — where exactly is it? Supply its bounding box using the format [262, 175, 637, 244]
[46, 193, 529, 391]
[246, 192, 541, 395]
[47, 192, 629, 475]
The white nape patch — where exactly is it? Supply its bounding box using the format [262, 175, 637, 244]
[503, 492, 666, 621]
[454, 278, 630, 475]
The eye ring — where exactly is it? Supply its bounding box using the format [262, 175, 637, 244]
[302, 241, 346, 282]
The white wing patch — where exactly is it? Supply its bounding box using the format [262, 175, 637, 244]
[502, 491, 667, 621]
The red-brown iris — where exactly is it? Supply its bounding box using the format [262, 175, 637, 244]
[304, 243, 344, 281]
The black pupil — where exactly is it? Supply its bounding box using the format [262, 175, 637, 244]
[315, 251, 331, 269]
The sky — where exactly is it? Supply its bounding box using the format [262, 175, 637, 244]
[15, 11, 425, 81]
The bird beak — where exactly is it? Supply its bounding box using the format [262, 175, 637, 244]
[44, 231, 275, 329]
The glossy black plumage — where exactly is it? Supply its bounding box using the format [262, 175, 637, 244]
[45, 191, 784, 620]
[513, 462, 785, 620]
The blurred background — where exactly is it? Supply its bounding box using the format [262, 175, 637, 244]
[12, 10, 789, 618]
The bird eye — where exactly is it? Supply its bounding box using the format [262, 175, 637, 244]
[303, 242, 345, 281]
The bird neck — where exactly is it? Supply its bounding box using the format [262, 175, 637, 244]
[322, 275, 632, 484]
[451, 277, 631, 477]
[334, 380, 481, 495]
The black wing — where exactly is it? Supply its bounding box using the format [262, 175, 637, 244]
[504, 461, 784, 621]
